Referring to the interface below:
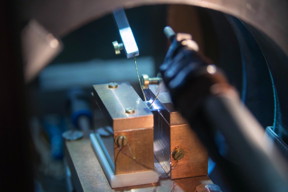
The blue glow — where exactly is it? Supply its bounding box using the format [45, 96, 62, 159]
[148, 99, 161, 110]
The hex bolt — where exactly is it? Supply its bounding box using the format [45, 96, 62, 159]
[115, 135, 128, 148]
[125, 107, 135, 114]
[172, 147, 185, 160]
[141, 74, 162, 89]
[108, 82, 118, 89]
[112, 41, 124, 55]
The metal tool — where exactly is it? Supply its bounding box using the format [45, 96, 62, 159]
[112, 8, 139, 58]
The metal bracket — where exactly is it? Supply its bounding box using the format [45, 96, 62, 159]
[113, 8, 139, 58]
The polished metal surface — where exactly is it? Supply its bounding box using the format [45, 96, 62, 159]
[23, 0, 288, 56]
[93, 82, 153, 131]
[92, 82, 155, 183]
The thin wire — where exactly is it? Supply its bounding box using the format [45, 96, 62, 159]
[115, 141, 136, 160]
[116, 143, 154, 170]
[134, 57, 147, 101]
[171, 160, 179, 170]
[115, 145, 124, 164]
[148, 86, 161, 108]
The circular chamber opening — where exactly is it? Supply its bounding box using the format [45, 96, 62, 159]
[22, 2, 288, 192]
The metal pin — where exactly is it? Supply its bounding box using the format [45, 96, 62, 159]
[141, 74, 162, 89]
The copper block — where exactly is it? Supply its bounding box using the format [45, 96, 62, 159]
[147, 84, 208, 179]
[93, 82, 154, 175]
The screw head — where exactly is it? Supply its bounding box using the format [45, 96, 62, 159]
[115, 135, 128, 148]
[141, 74, 150, 89]
[112, 41, 124, 55]
[108, 82, 118, 89]
[172, 147, 185, 160]
[125, 107, 135, 114]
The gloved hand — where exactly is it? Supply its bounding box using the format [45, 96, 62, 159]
[160, 33, 231, 120]
[160, 32, 242, 191]
[160, 29, 288, 192]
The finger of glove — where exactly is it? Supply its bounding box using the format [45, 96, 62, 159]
[168, 56, 209, 94]
[168, 63, 195, 91]
[161, 39, 182, 71]
[163, 49, 208, 82]
[163, 49, 193, 82]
